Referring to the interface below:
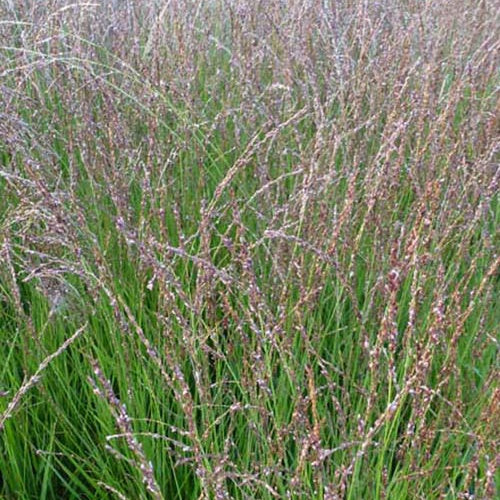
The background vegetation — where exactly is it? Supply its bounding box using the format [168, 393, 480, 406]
[0, 1, 498, 498]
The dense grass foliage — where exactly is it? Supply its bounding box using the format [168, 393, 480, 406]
[0, 1, 498, 498]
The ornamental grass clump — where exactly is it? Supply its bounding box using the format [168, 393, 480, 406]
[0, 1, 498, 498]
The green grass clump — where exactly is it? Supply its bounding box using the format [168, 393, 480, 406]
[0, 1, 498, 498]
